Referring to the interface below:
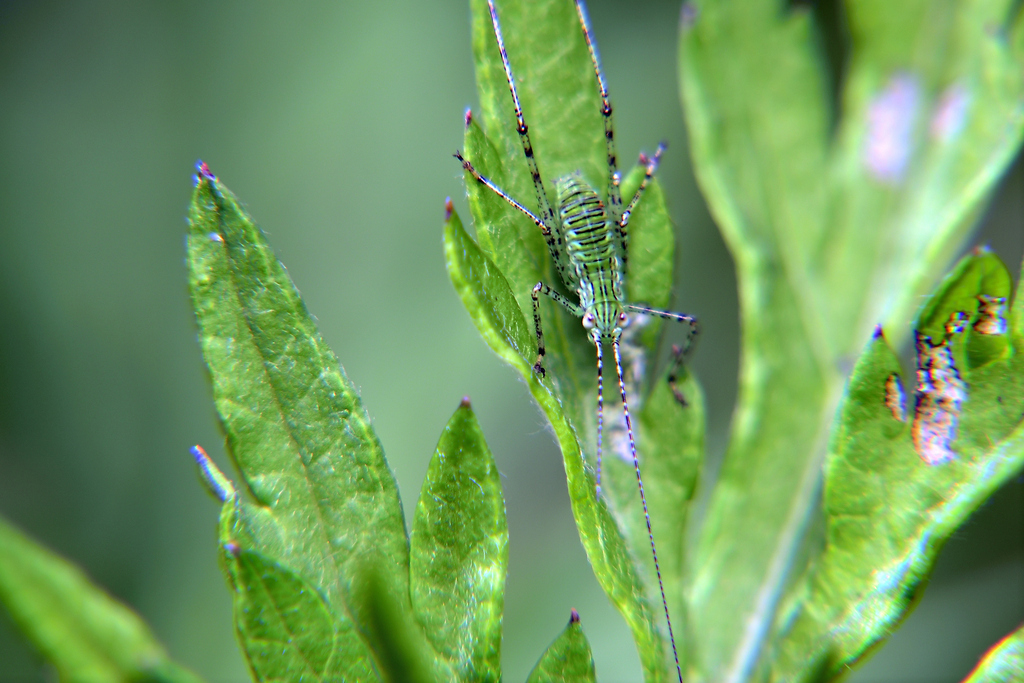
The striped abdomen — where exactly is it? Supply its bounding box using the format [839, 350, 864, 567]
[555, 174, 624, 332]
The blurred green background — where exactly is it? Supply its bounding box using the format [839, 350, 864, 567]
[0, 2, 1020, 681]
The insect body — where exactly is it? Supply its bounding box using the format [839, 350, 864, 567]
[455, 1, 698, 681]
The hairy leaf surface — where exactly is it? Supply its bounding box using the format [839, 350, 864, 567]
[411, 400, 507, 682]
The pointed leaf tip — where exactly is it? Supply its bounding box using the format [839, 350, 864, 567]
[464, 107, 473, 127]
[195, 160, 213, 180]
[187, 168, 409, 631]
[460, 396, 471, 408]
[445, 197, 454, 221]
[410, 399, 506, 681]
[873, 324, 885, 339]
[526, 606, 596, 683]
[570, 609, 580, 624]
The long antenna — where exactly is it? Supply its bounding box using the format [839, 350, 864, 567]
[596, 336, 606, 495]
[613, 338, 683, 683]
[572, 0, 622, 226]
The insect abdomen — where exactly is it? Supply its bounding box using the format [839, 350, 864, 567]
[555, 175, 619, 296]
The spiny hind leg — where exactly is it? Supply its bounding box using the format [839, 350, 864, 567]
[532, 282, 584, 376]
[624, 304, 699, 406]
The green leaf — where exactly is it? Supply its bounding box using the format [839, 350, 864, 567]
[452, 0, 707, 679]
[525, 611, 597, 683]
[220, 539, 440, 683]
[916, 247, 1012, 342]
[0, 515, 203, 683]
[223, 546, 375, 682]
[768, 249, 1024, 681]
[349, 560, 439, 683]
[962, 624, 1024, 683]
[410, 398, 508, 682]
[443, 206, 536, 372]
[679, 1, 1024, 678]
[187, 164, 415, 679]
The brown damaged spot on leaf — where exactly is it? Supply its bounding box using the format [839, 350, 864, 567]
[884, 373, 907, 423]
[912, 313, 969, 465]
[973, 294, 1008, 336]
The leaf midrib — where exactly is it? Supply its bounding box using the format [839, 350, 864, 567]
[213, 205, 352, 619]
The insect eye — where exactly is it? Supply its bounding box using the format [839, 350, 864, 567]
[618, 312, 630, 327]
[582, 312, 596, 330]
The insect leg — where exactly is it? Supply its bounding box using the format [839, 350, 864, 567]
[455, 151, 555, 237]
[666, 345, 692, 407]
[612, 339, 684, 683]
[621, 142, 667, 233]
[531, 282, 584, 376]
[573, 0, 623, 227]
[624, 303, 699, 406]
[486, 1, 559, 236]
